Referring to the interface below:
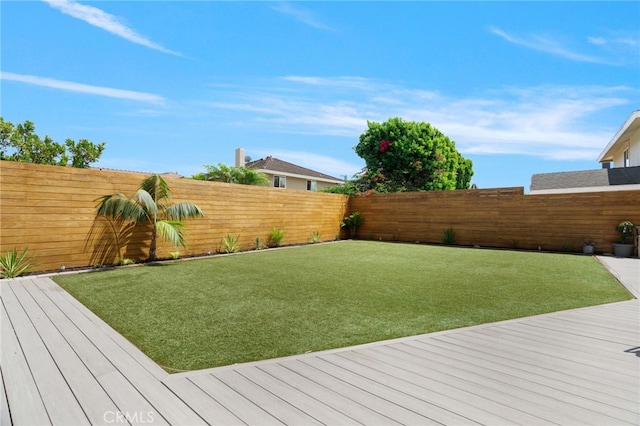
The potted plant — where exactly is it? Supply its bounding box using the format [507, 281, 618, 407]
[612, 221, 636, 258]
[582, 238, 595, 255]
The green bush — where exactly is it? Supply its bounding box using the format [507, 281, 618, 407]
[267, 228, 285, 248]
[340, 212, 363, 239]
[441, 228, 456, 245]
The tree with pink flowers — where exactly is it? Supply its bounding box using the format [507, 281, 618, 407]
[354, 117, 473, 192]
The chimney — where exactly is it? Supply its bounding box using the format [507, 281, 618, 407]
[235, 148, 245, 167]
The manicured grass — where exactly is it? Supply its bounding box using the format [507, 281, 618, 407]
[54, 241, 631, 372]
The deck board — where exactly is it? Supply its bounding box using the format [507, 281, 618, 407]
[13, 280, 121, 425]
[32, 278, 205, 426]
[1, 282, 89, 425]
[1, 304, 51, 426]
[1, 275, 639, 426]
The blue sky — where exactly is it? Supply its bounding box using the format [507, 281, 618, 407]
[2, 1, 639, 191]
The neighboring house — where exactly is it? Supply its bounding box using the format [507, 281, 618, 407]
[597, 109, 640, 168]
[236, 148, 344, 191]
[530, 110, 640, 194]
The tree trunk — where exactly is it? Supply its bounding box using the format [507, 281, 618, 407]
[148, 224, 157, 261]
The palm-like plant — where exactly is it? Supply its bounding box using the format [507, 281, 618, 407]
[201, 163, 235, 183]
[195, 163, 268, 186]
[233, 167, 269, 186]
[95, 174, 204, 261]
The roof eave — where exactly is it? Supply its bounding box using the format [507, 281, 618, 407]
[254, 168, 344, 184]
[597, 110, 640, 163]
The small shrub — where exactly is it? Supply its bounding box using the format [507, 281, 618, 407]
[441, 228, 456, 245]
[118, 257, 134, 266]
[169, 251, 181, 260]
[222, 234, 240, 253]
[616, 221, 636, 243]
[267, 227, 285, 248]
[0, 247, 35, 278]
[255, 236, 262, 250]
[309, 231, 321, 244]
[340, 212, 363, 239]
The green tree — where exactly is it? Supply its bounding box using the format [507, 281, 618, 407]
[354, 117, 473, 192]
[66, 138, 106, 168]
[233, 167, 269, 185]
[193, 163, 269, 186]
[95, 174, 204, 261]
[0, 117, 105, 167]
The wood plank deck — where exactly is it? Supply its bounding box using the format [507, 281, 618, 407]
[1, 275, 638, 425]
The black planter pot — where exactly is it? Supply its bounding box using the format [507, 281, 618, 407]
[612, 243, 634, 258]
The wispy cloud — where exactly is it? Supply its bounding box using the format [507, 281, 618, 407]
[271, 2, 337, 32]
[43, 0, 181, 56]
[489, 26, 604, 64]
[587, 31, 640, 66]
[204, 76, 634, 162]
[1, 72, 165, 104]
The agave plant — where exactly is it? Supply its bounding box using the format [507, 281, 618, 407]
[222, 234, 240, 253]
[0, 247, 35, 278]
[310, 231, 321, 243]
[95, 174, 204, 261]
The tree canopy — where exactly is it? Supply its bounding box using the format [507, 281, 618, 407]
[192, 163, 269, 186]
[0, 118, 105, 168]
[353, 117, 473, 193]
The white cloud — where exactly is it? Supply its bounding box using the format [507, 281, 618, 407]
[587, 36, 607, 46]
[489, 26, 604, 64]
[271, 2, 337, 32]
[1, 72, 165, 104]
[204, 76, 635, 162]
[43, 0, 181, 56]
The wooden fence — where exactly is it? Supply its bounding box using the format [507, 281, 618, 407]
[349, 187, 640, 253]
[0, 161, 349, 272]
[1, 161, 639, 274]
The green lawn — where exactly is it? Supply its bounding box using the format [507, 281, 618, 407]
[54, 241, 631, 372]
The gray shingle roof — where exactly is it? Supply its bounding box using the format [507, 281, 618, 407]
[531, 166, 640, 191]
[245, 156, 343, 182]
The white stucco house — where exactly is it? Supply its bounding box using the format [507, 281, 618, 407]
[597, 109, 640, 168]
[530, 110, 640, 194]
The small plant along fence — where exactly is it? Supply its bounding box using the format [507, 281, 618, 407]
[1, 161, 639, 274]
[0, 161, 348, 272]
[348, 188, 640, 253]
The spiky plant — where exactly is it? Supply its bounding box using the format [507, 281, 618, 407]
[0, 247, 36, 278]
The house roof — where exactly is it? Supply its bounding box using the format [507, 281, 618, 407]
[245, 156, 343, 183]
[597, 110, 640, 163]
[530, 166, 640, 191]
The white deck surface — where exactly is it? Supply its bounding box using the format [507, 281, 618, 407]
[1, 260, 638, 425]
